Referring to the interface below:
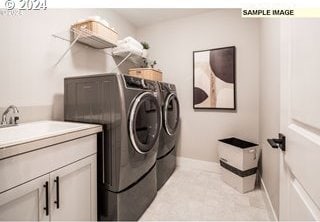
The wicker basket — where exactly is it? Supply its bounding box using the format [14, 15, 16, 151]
[71, 20, 118, 49]
[128, 68, 163, 81]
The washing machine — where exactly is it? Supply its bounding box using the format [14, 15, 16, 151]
[157, 82, 180, 190]
[64, 73, 162, 221]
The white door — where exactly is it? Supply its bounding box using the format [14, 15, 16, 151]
[50, 155, 97, 221]
[0, 174, 50, 221]
[279, 19, 320, 220]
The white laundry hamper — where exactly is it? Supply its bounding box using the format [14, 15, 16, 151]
[218, 137, 259, 193]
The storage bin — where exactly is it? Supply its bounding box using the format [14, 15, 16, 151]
[218, 137, 259, 171]
[71, 20, 118, 49]
[128, 68, 163, 81]
[218, 137, 259, 193]
[220, 162, 257, 193]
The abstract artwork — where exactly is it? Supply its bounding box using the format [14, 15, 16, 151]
[193, 46, 236, 110]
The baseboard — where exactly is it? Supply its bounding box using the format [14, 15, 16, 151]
[177, 156, 221, 174]
[259, 174, 278, 221]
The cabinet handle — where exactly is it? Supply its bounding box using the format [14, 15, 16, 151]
[43, 181, 49, 216]
[54, 176, 60, 209]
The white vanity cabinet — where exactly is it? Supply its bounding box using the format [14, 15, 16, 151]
[49, 155, 96, 221]
[0, 131, 99, 221]
[0, 174, 50, 221]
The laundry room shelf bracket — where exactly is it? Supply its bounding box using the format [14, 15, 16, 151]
[112, 51, 153, 71]
[54, 32, 81, 66]
[111, 52, 133, 72]
[52, 27, 115, 66]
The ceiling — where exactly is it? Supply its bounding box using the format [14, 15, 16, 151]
[112, 9, 214, 28]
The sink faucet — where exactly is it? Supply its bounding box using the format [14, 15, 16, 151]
[1, 105, 20, 126]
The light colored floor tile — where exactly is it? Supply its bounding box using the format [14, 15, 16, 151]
[140, 165, 271, 221]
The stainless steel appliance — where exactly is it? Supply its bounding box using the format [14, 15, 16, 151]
[64, 73, 161, 220]
[157, 82, 180, 190]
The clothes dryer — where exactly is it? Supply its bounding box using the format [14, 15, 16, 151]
[157, 82, 180, 190]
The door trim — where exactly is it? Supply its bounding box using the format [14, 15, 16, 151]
[164, 93, 180, 136]
[129, 92, 161, 154]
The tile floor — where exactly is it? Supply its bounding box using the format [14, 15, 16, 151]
[140, 165, 272, 221]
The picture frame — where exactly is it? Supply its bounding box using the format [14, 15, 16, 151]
[193, 46, 236, 110]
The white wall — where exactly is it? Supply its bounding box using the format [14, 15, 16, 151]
[0, 9, 262, 164]
[137, 10, 260, 162]
[0, 9, 136, 121]
[259, 19, 281, 219]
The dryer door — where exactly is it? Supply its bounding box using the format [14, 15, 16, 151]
[129, 92, 161, 154]
[164, 93, 180, 136]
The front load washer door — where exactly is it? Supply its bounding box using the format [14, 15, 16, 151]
[129, 92, 161, 154]
[164, 93, 180, 136]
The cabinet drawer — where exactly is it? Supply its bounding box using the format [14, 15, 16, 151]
[0, 135, 97, 193]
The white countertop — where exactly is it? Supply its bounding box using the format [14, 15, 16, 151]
[0, 120, 102, 159]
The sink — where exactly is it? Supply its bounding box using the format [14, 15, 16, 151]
[0, 121, 99, 148]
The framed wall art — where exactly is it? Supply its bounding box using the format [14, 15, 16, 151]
[193, 46, 236, 110]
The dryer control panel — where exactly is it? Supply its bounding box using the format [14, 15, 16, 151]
[123, 75, 157, 91]
[159, 82, 176, 92]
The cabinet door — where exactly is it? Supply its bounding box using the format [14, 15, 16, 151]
[0, 174, 50, 221]
[50, 155, 97, 221]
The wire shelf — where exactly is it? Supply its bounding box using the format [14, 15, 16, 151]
[71, 27, 117, 49]
[112, 51, 148, 66]
[52, 27, 151, 71]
